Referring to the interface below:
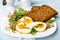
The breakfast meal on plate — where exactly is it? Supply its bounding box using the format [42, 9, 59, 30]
[6, 5, 58, 35]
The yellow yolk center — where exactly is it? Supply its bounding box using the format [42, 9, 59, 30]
[37, 24, 44, 28]
[18, 24, 26, 29]
[24, 18, 32, 24]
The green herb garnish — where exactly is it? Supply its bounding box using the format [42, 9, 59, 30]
[8, 8, 26, 22]
[31, 27, 37, 35]
[5, 27, 11, 31]
[18, 8, 26, 16]
[46, 19, 55, 23]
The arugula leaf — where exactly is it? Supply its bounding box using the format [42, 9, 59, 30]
[8, 8, 27, 22]
[20, 10, 26, 16]
[9, 18, 14, 22]
[18, 8, 26, 16]
[18, 8, 24, 11]
[31, 28, 37, 35]
[8, 9, 18, 22]
[46, 19, 55, 23]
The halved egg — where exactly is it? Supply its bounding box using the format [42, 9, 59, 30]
[27, 22, 47, 32]
[20, 16, 33, 24]
[35, 22, 47, 32]
[16, 22, 31, 34]
[26, 22, 40, 28]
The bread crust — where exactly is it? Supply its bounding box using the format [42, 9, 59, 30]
[27, 5, 58, 22]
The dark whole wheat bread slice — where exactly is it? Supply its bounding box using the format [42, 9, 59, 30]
[27, 5, 58, 22]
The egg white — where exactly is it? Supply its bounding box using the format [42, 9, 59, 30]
[16, 22, 31, 34]
[26, 22, 40, 28]
[16, 27, 31, 34]
[35, 22, 47, 32]
[27, 22, 47, 32]
[16, 19, 46, 34]
[20, 16, 33, 24]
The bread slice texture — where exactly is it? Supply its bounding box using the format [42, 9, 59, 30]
[27, 5, 58, 22]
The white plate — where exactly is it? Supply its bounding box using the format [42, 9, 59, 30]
[0, 7, 57, 38]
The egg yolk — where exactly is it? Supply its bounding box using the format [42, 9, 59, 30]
[24, 18, 32, 24]
[17, 24, 26, 29]
[37, 24, 44, 28]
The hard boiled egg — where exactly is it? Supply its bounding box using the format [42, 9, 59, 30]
[16, 16, 33, 34]
[26, 22, 40, 28]
[20, 16, 33, 24]
[16, 22, 31, 34]
[27, 22, 47, 32]
[35, 22, 47, 32]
